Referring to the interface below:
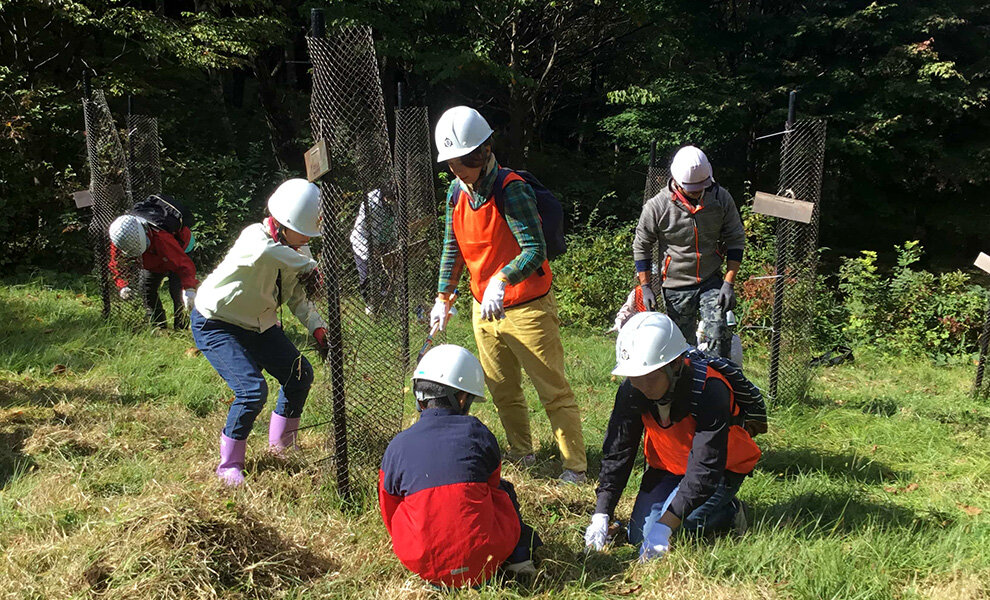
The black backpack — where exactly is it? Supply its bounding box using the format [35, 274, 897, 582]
[129, 194, 191, 235]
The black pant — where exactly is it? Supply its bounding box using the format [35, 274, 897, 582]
[499, 479, 542, 564]
[140, 269, 185, 329]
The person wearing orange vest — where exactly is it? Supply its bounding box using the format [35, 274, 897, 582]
[430, 106, 587, 483]
[584, 312, 767, 560]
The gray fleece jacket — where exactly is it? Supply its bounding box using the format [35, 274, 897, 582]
[633, 181, 745, 289]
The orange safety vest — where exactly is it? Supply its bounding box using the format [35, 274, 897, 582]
[451, 174, 552, 308]
[641, 365, 761, 476]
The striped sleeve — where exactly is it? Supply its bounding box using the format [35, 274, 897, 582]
[498, 179, 546, 284]
[436, 182, 465, 295]
[708, 354, 767, 423]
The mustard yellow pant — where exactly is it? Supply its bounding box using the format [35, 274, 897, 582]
[472, 292, 587, 473]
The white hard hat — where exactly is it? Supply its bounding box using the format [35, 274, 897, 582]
[670, 146, 713, 193]
[109, 215, 149, 257]
[612, 312, 690, 377]
[414, 344, 486, 399]
[434, 106, 494, 163]
[267, 179, 322, 237]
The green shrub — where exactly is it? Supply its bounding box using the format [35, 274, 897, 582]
[552, 222, 637, 328]
[838, 240, 987, 358]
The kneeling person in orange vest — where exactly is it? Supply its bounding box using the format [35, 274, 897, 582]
[430, 106, 586, 483]
[379, 345, 541, 587]
[585, 312, 767, 560]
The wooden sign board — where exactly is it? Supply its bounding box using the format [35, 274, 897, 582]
[753, 191, 815, 224]
[975, 252, 990, 275]
[72, 190, 94, 209]
[305, 140, 330, 182]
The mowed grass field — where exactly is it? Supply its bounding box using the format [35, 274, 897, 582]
[1, 272, 989, 599]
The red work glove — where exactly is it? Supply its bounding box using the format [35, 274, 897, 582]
[313, 327, 329, 362]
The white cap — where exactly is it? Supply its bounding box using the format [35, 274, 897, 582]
[612, 312, 690, 377]
[267, 179, 322, 237]
[109, 215, 149, 257]
[670, 146, 713, 193]
[414, 344, 486, 399]
[434, 106, 494, 163]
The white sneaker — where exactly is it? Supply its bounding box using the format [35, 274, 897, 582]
[559, 469, 587, 485]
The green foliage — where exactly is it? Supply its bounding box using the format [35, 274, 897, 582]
[0, 0, 292, 273]
[601, 0, 990, 261]
[838, 240, 988, 358]
[552, 222, 636, 328]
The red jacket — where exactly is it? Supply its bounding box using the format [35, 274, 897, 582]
[109, 226, 198, 289]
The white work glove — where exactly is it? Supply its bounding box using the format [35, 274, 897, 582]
[429, 297, 451, 332]
[639, 283, 657, 311]
[480, 277, 507, 321]
[639, 522, 672, 562]
[584, 513, 610, 551]
[182, 289, 196, 312]
[119, 286, 133, 301]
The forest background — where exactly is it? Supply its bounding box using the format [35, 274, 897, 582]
[1, 0, 989, 357]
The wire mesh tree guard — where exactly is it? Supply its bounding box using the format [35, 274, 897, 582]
[82, 78, 144, 328]
[125, 99, 162, 206]
[642, 140, 671, 298]
[766, 112, 827, 404]
[307, 12, 409, 500]
[393, 86, 441, 359]
[974, 299, 990, 398]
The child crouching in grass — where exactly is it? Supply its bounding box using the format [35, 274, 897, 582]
[191, 179, 328, 486]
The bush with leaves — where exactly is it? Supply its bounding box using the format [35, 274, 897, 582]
[552, 222, 636, 329]
[838, 241, 987, 358]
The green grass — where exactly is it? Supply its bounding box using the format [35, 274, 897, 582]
[1, 272, 989, 599]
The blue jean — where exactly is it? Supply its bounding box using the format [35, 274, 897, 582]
[627, 468, 742, 546]
[662, 274, 730, 359]
[191, 309, 314, 440]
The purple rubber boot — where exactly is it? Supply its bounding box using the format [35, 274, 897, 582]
[217, 434, 246, 486]
[268, 412, 300, 456]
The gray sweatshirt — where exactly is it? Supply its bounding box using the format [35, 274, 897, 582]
[633, 182, 746, 289]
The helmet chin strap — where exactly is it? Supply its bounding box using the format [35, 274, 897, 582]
[651, 362, 684, 427]
[415, 390, 469, 414]
[266, 216, 299, 249]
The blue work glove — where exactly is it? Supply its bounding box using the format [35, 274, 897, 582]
[639, 522, 672, 562]
[716, 280, 736, 313]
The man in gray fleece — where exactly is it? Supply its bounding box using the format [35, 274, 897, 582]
[632, 146, 745, 360]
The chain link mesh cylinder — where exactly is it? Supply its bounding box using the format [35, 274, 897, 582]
[394, 105, 441, 364]
[642, 141, 670, 298]
[767, 118, 827, 404]
[307, 23, 407, 499]
[83, 88, 144, 328]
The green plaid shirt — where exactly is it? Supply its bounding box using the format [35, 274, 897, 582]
[437, 160, 546, 295]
